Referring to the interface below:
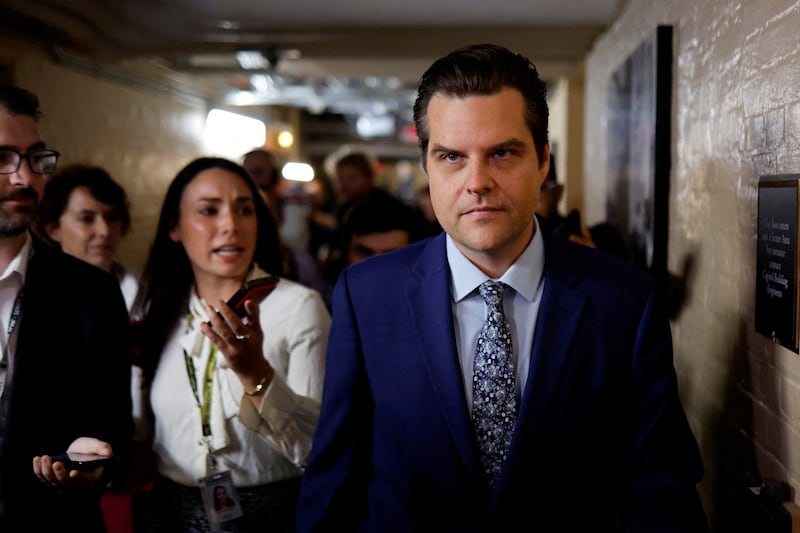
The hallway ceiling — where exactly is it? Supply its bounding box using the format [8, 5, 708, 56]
[0, 0, 624, 136]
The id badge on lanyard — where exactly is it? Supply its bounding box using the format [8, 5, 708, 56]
[183, 339, 244, 526]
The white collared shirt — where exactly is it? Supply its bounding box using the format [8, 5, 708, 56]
[149, 266, 331, 487]
[0, 233, 32, 395]
[447, 224, 546, 409]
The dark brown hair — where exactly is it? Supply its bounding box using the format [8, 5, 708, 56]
[412, 43, 549, 167]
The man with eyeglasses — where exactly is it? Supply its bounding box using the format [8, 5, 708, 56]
[0, 85, 133, 531]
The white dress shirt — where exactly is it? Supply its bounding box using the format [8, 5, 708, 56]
[0, 233, 32, 398]
[447, 225, 546, 409]
[149, 265, 331, 487]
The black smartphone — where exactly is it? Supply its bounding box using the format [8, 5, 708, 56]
[226, 276, 280, 317]
[51, 452, 117, 472]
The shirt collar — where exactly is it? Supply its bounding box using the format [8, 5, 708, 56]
[447, 222, 545, 303]
[0, 233, 33, 286]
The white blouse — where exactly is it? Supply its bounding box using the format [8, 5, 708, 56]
[149, 267, 331, 487]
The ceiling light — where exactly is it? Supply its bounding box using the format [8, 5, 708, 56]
[282, 162, 314, 182]
[356, 113, 395, 138]
[203, 109, 266, 159]
[277, 130, 294, 148]
[236, 50, 269, 70]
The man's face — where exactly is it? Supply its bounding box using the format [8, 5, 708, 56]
[424, 87, 549, 276]
[0, 107, 46, 237]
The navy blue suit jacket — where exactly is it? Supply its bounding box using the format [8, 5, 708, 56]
[299, 226, 706, 532]
[0, 234, 133, 531]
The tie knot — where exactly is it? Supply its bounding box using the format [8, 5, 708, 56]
[478, 280, 507, 308]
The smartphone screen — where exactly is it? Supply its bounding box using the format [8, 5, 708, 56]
[226, 276, 280, 317]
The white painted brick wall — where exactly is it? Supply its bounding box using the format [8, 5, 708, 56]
[585, 0, 800, 523]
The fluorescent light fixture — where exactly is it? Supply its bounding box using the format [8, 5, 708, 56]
[203, 109, 266, 160]
[281, 162, 314, 182]
[356, 113, 395, 138]
[236, 50, 269, 70]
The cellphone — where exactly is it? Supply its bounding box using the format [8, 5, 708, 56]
[50, 452, 117, 472]
[226, 276, 280, 317]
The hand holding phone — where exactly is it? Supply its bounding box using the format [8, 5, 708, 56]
[51, 452, 116, 472]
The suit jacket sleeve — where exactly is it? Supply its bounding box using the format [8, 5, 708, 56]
[625, 284, 707, 532]
[297, 268, 372, 531]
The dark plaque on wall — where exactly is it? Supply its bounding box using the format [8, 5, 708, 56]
[756, 175, 799, 352]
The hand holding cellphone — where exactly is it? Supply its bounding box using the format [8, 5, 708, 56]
[51, 452, 117, 472]
[224, 276, 280, 318]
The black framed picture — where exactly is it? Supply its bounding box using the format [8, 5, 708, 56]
[605, 26, 673, 282]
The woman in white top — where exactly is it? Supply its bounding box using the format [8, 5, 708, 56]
[132, 157, 330, 532]
[36, 163, 139, 311]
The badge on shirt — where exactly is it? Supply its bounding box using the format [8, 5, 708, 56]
[200, 470, 243, 527]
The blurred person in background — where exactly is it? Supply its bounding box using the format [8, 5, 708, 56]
[413, 184, 443, 238]
[537, 164, 630, 260]
[243, 149, 325, 296]
[36, 163, 138, 311]
[242, 149, 282, 226]
[319, 152, 398, 287]
[319, 191, 425, 307]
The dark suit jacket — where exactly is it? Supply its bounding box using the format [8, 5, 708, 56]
[0, 234, 133, 531]
[298, 226, 707, 532]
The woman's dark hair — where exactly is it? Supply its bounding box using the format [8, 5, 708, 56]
[36, 164, 131, 245]
[412, 43, 549, 167]
[133, 157, 283, 382]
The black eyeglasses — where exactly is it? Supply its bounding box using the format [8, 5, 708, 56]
[0, 149, 60, 175]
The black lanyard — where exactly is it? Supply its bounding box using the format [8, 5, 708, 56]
[1, 286, 24, 368]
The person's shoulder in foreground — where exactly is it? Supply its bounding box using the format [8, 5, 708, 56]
[297, 44, 707, 532]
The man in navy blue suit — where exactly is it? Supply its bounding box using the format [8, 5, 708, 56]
[298, 44, 707, 532]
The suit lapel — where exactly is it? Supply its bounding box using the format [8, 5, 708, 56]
[519, 265, 586, 431]
[497, 236, 588, 498]
[407, 236, 485, 486]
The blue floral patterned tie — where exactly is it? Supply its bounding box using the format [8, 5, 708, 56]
[472, 280, 517, 490]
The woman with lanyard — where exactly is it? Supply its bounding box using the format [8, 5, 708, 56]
[132, 157, 330, 532]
